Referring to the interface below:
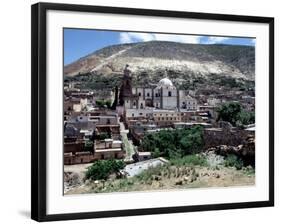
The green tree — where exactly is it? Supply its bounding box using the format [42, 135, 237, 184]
[216, 102, 242, 126]
[217, 102, 255, 127]
[85, 160, 125, 180]
[140, 126, 204, 159]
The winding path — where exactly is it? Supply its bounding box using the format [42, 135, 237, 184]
[119, 121, 135, 162]
[91, 46, 133, 72]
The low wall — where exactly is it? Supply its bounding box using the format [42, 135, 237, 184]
[64, 150, 125, 165]
[64, 142, 84, 153]
[203, 128, 254, 150]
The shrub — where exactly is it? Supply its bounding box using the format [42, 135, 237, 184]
[170, 154, 208, 167]
[96, 132, 110, 140]
[135, 165, 165, 182]
[84, 140, 93, 151]
[243, 166, 255, 176]
[224, 154, 243, 170]
[85, 159, 125, 180]
[95, 99, 112, 108]
[236, 111, 255, 126]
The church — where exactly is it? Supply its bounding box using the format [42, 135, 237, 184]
[119, 65, 197, 111]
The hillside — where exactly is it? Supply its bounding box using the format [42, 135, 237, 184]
[64, 41, 255, 81]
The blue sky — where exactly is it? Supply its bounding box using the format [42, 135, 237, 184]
[64, 28, 255, 65]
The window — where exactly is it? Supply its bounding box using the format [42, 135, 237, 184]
[133, 101, 136, 106]
[139, 92, 141, 96]
[140, 103, 143, 109]
[139, 113, 143, 116]
[147, 92, 150, 97]
[132, 113, 134, 117]
[106, 119, 110, 124]
[168, 91, 172, 97]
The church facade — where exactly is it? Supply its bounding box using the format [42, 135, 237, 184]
[119, 65, 197, 111]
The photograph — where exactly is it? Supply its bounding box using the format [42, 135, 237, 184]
[63, 29, 256, 195]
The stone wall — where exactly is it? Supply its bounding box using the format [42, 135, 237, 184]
[203, 128, 254, 150]
[64, 142, 84, 153]
[64, 150, 124, 165]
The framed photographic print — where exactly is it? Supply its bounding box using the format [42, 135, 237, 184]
[31, 2, 274, 222]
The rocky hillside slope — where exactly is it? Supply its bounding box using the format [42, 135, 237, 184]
[64, 41, 255, 81]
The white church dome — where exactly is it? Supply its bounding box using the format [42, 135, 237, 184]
[158, 78, 174, 87]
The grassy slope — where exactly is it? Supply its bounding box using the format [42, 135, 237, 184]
[65, 155, 255, 195]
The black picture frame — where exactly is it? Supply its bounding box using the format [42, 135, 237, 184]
[31, 2, 274, 222]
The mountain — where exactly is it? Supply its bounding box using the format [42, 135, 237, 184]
[64, 41, 255, 82]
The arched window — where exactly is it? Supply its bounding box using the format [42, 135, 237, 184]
[138, 92, 141, 96]
[147, 92, 150, 97]
[168, 91, 172, 97]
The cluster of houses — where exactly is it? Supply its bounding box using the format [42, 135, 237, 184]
[63, 65, 255, 165]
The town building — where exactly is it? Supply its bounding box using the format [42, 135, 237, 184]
[119, 65, 197, 111]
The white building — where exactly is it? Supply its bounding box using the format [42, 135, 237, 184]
[153, 78, 178, 109]
[179, 90, 197, 110]
[125, 77, 197, 111]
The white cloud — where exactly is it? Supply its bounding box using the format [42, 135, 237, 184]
[119, 32, 201, 44]
[119, 32, 154, 43]
[204, 36, 230, 44]
[154, 34, 201, 44]
[119, 33, 132, 43]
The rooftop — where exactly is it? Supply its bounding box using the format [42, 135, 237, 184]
[158, 77, 174, 87]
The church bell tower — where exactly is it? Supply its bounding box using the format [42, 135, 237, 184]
[119, 64, 133, 105]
